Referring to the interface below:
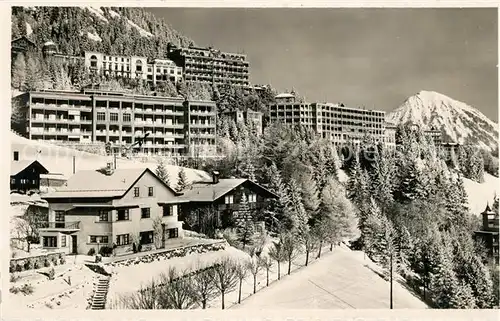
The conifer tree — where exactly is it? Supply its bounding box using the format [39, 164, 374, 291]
[175, 168, 189, 193]
[155, 158, 170, 186]
[235, 193, 256, 249]
[286, 178, 309, 238]
[265, 162, 290, 232]
[298, 170, 320, 224]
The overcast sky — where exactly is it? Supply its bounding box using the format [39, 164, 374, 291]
[148, 8, 498, 121]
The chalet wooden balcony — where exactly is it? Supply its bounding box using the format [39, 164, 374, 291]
[38, 221, 81, 232]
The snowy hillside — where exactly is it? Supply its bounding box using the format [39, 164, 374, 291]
[387, 91, 498, 151]
[463, 172, 499, 215]
[10, 132, 210, 185]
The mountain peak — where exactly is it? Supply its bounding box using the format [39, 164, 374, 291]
[388, 91, 498, 151]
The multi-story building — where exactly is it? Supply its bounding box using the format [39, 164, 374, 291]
[167, 44, 250, 88]
[84, 52, 183, 86]
[40, 167, 185, 256]
[268, 95, 386, 146]
[474, 204, 499, 265]
[384, 122, 397, 149]
[15, 89, 217, 156]
[222, 109, 263, 136]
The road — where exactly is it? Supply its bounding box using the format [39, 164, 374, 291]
[233, 245, 428, 309]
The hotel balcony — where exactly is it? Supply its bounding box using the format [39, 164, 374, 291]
[38, 221, 81, 232]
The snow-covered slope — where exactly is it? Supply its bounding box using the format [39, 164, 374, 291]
[463, 172, 499, 215]
[10, 132, 210, 185]
[387, 91, 498, 151]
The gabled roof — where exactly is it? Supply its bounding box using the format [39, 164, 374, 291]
[11, 36, 36, 46]
[11, 160, 49, 176]
[179, 178, 278, 202]
[43, 167, 179, 199]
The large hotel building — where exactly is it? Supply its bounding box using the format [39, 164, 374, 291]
[269, 93, 393, 146]
[167, 44, 250, 87]
[15, 89, 216, 156]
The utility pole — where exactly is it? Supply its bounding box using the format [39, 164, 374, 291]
[72, 155, 76, 174]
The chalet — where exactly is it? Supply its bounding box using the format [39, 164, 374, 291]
[11, 159, 50, 193]
[40, 165, 186, 256]
[179, 172, 278, 233]
[474, 204, 499, 265]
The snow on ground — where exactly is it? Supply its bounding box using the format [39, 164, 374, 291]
[338, 168, 348, 183]
[107, 242, 249, 303]
[127, 19, 153, 38]
[85, 6, 108, 23]
[7, 263, 96, 310]
[463, 172, 499, 215]
[87, 31, 102, 42]
[26, 22, 32, 36]
[11, 132, 210, 184]
[234, 245, 427, 309]
[108, 9, 120, 18]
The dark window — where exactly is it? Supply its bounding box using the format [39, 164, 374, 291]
[140, 231, 153, 245]
[168, 228, 178, 239]
[61, 235, 66, 247]
[90, 236, 109, 244]
[148, 187, 154, 197]
[134, 187, 140, 197]
[141, 207, 151, 219]
[110, 113, 118, 122]
[123, 113, 131, 122]
[163, 205, 172, 216]
[98, 210, 108, 222]
[97, 112, 106, 121]
[116, 234, 130, 246]
[117, 209, 129, 221]
[13, 151, 19, 161]
[55, 211, 65, 228]
[90, 55, 97, 68]
[43, 236, 57, 247]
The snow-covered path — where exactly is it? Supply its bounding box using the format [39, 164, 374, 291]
[233, 245, 427, 309]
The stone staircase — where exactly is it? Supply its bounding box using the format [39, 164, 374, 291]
[90, 276, 111, 310]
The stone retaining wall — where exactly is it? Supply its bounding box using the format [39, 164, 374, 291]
[10, 252, 66, 273]
[105, 240, 226, 268]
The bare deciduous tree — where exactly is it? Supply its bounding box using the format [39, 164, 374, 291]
[158, 267, 197, 309]
[246, 256, 262, 294]
[282, 233, 300, 275]
[213, 258, 238, 309]
[15, 207, 46, 253]
[235, 262, 249, 304]
[258, 255, 273, 287]
[302, 231, 318, 266]
[152, 216, 163, 249]
[268, 239, 286, 280]
[191, 263, 219, 309]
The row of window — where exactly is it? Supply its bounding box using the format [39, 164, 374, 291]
[43, 235, 66, 247]
[224, 193, 257, 204]
[97, 112, 131, 122]
[133, 186, 155, 198]
[11, 178, 37, 185]
[114, 228, 178, 246]
[116, 205, 174, 221]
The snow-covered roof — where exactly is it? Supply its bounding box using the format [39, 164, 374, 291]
[43, 41, 57, 47]
[275, 93, 295, 99]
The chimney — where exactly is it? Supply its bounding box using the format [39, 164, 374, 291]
[105, 162, 114, 176]
[212, 171, 220, 184]
[13, 151, 19, 161]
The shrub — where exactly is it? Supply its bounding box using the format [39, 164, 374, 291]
[16, 263, 23, 272]
[99, 246, 113, 257]
[48, 267, 55, 280]
[60, 256, 66, 265]
[44, 259, 51, 268]
[87, 248, 96, 256]
[10, 261, 16, 273]
[33, 259, 40, 270]
[10, 273, 20, 283]
[20, 283, 34, 295]
[9, 286, 20, 294]
[24, 259, 33, 271]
